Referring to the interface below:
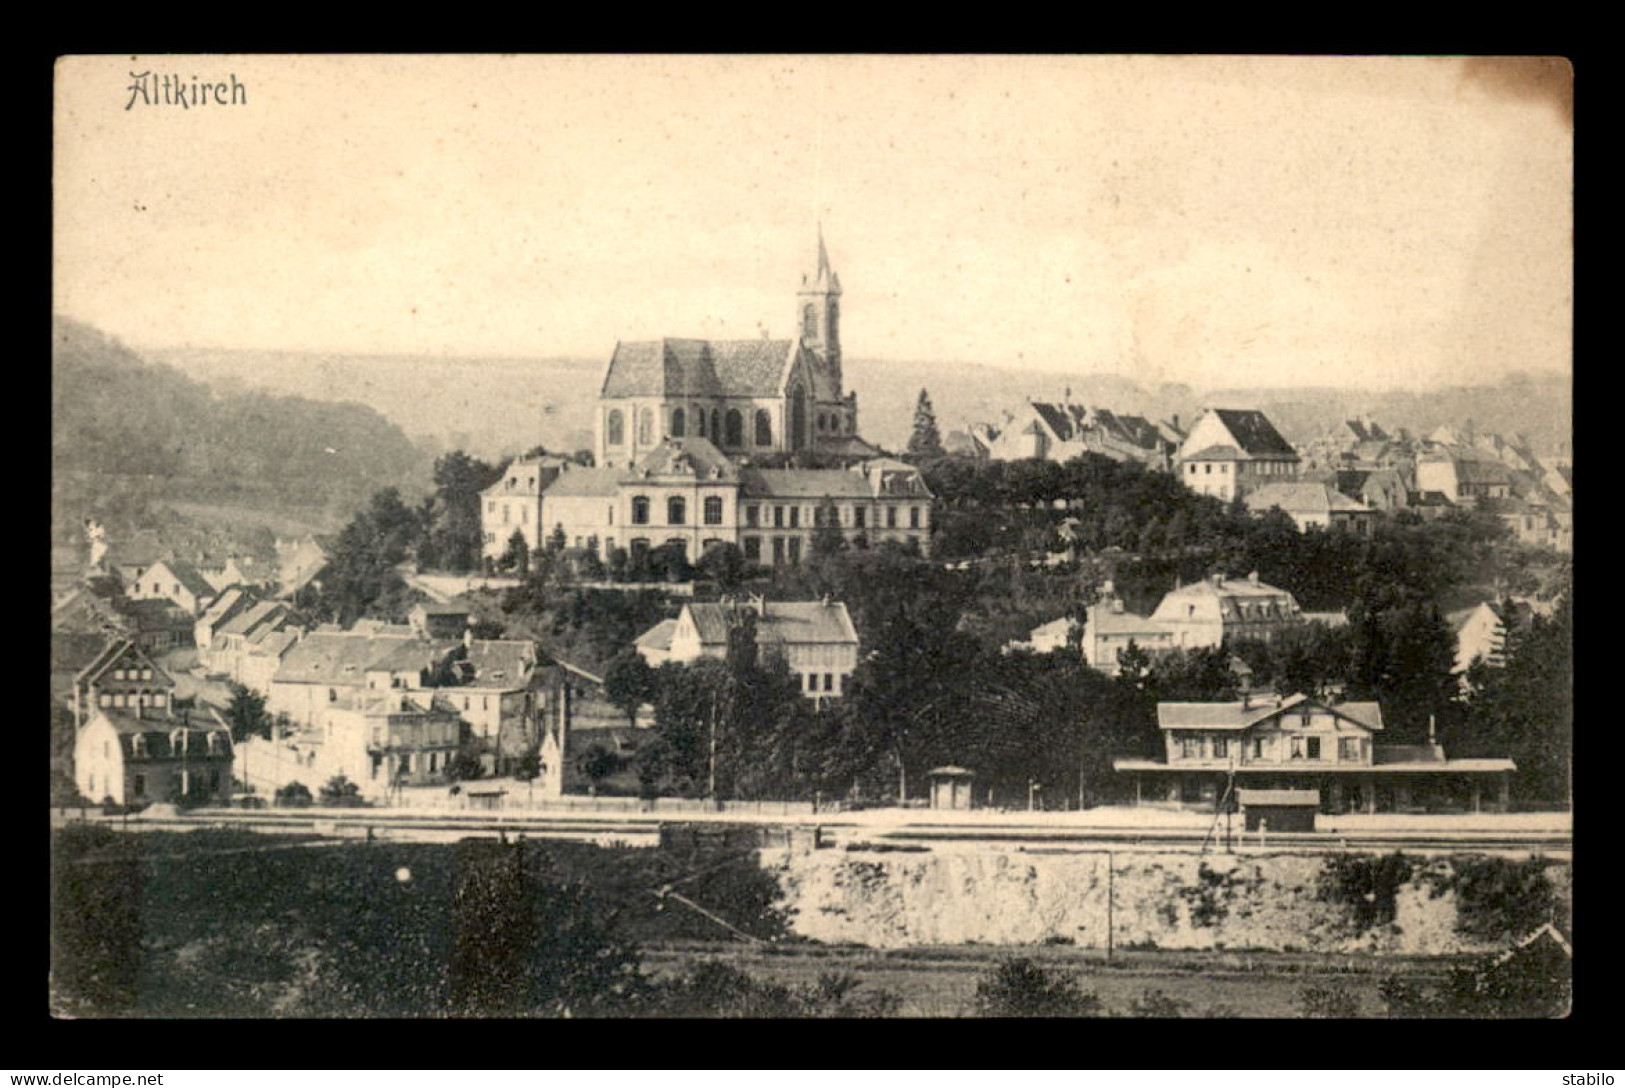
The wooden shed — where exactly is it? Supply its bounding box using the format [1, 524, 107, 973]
[1236, 788, 1319, 832]
[927, 766, 976, 811]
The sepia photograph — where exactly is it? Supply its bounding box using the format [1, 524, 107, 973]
[50, 53, 1572, 1021]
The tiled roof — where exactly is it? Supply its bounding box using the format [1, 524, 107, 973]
[275, 632, 427, 684]
[462, 639, 539, 689]
[198, 588, 254, 631]
[682, 600, 858, 647]
[600, 338, 793, 399]
[542, 467, 623, 498]
[1158, 694, 1383, 732]
[251, 629, 301, 658]
[150, 559, 218, 601]
[1244, 482, 1373, 517]
[1210, 409, 1299, 458]
[368, 638, 455, 674]
[739, 468, 872, 500]
[635, 619, 677, 652]
[218, 600, 287, 638]
[1183, 444, 1245, 462]
[1088, 608, 1173, 636]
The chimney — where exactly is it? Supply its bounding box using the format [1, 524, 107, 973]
[1248, 571, 1260, 586]
[1210, 572, 1224, 588]
[1242, 690, 1252, 710]
[464, 624, 474, 651]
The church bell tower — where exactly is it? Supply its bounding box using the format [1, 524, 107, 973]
[797, 225, 842, 398]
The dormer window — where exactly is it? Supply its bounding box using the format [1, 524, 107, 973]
[132, 734, 147, 757]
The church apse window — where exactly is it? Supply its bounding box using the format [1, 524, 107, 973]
[638, 408, 654, 446]
[755, 410, 773, 447]
[671, 408, 686, 438]
[606, 410, 624, 446]
[711, 409, 722, 442]
[803, 303, 818, 340]
[725, 410, 744, 447]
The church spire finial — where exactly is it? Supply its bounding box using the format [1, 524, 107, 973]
[816, 220, 831, 279]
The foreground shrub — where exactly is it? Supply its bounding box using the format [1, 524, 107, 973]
[973, 958, 1102, 1018]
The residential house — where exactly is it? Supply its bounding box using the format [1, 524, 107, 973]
[71, 639, 233, 806]
[1148, 572, 1307, 649]
[1244, 481, 1377, 535]
[1415, 451, 1514, 507]
[1177, 408, 1301, 501]
[408, 601, 473, 640]
[125, 557, 217, 617]
[1007, 616, 1078, 656]
[204, 599, 300, 682]
[75, 704, 234, 807]
[968, 400, 1182, 471]
[634, 596, 859, 703]
[1332, 468, 1410, 514]
[1082, 591, 1178, 675]
[1112, 692, 1515, 814]
[194, 587, 257, 653]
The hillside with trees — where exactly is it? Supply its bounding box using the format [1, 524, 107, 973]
[52, 317, 431, 544]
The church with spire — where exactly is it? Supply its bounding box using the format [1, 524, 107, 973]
[593, 228, 875, 467]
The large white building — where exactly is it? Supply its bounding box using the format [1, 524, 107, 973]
[481, 233, 931, 567]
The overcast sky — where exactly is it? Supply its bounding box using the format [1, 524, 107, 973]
[55, 55, 1571, 392]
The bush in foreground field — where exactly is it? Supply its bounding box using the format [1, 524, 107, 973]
[973, 958, 1103, 1018]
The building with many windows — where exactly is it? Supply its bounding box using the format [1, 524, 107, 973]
[1113, 693, 1516, 814]
[484, 436, 933, 566]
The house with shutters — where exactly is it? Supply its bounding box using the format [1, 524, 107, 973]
[1177, 407, 1301, 501]
[1113, 692, 1516, 814]
[1148, 571, 1307, 649]
[71, 639, 233, 806]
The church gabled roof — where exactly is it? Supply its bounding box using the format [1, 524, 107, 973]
[600, 338, 798, 399]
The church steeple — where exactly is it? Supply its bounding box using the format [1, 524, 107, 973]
[798, 224, 842, 396]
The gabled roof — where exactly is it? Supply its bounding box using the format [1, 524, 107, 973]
[1202, 409, 1299, 459]
[145, 558, 217, 600]
[461, 639, 539, 689]
[740, 468, 872, 500]
[679, 600, 859, 648]
[275, 632, 430, 684]
[600, 338, 796, 399]
[198, 587, 255, 631]
[367, 638, 455, 674]
[75, 639, 168, 689]
[1245, 482, 1374, 517]
[542, 467, 624, 498]
[1183, 444, 1246, 462]
[217, 600, 288, 638]
[1157, 694, 1383, 732]
[634, 619, 678, 652]
[624, 436, 739, 482]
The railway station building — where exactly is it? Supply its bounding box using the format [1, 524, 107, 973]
[1112, 692, 1516, 815]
